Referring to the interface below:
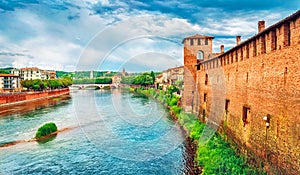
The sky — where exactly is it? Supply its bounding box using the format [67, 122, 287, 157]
[0, 0, 299, 72]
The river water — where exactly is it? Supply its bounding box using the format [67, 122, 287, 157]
[0, 90, 191, 174]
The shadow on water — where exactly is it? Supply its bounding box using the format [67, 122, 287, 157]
[37, 134, 57, 144]
[131, 93, 150, 105]
[0, 94, 71, 118]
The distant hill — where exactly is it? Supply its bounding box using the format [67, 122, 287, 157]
[0, 67, 13, 74]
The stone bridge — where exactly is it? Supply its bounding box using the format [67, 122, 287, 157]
[70, 84, 116, 89]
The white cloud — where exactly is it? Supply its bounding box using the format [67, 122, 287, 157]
[0, 1, 294, 72]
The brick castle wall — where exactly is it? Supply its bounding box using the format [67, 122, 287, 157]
[0, 88, 70, 105]
[184, 11, 300, 174]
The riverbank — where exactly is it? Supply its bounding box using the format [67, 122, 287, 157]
[0, 88, 70, 107]
[133, 87, 266, 175]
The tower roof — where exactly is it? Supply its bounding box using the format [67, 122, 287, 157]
[182, 34, 214, 43]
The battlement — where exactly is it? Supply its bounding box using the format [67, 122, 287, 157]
[198, 10, 300, 70]
[183, 10, 300, 174]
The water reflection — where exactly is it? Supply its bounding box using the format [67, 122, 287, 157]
[37, 134, 57, 144]
[0, 94, 71, 117]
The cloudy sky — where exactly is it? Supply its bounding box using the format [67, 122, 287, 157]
[0, 0, 299, 72]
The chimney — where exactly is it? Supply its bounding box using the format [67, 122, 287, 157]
[220, 45, 224, 53]
[236, 36, 241, 45]
[258, 21, 265, 33]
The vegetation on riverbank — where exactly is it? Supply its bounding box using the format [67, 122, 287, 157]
[135, 87, 265, 175]
[121, 72, 156, 86]
[35, 122, 58, 139]
[21, 77, 72, 91]
[56, 70, 119, 79]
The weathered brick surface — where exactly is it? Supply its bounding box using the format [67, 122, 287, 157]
[183, 11, 300, 174]
[0, 88, 70, 105]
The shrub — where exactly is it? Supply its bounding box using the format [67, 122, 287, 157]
[103, 86, 111, 90]
[190, 121, 205, 141]
[35, 122, 58, 139]
[171, 105, 181, 115]
[167, 97, 178, 106]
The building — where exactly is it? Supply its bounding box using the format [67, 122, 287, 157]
[0, 74, 21, 92]
[48, 71, 56, 79]
[155, 66, 184, 91]
[21, 67, 42, 80]
[112, 74, 122, 87]
[182, 10, 300, 174]
[10, 67, 56, 80]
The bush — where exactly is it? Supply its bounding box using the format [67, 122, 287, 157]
[171, 105, 181, 115]
[103, 86, 111, 90]
[35, 122, 58, 139]
[190, 121, 205, 141]
[167, 97, 178, 106]
[197, 133, 265, 175]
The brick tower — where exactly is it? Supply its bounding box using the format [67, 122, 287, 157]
[182, 34, 214, 112]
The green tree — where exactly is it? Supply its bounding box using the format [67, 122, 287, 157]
[150, 71, 155, 84]
[167, 85, 179, 94]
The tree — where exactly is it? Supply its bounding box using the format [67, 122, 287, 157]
[167, 85, 179, 94]
[150, 71, 155, 84]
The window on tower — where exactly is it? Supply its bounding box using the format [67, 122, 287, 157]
[190, 39, 194, 45]
[197, 50, 204, 60]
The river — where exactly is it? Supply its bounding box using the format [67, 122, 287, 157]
[0, 89, 192, 174]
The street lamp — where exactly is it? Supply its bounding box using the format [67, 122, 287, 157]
[263, 114, 271, 160]
[263, 114, 270, 129]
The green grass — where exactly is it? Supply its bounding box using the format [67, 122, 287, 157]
[35, 122, 58, 139]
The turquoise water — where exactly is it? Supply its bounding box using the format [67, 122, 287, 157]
[0, 90, 190, 174]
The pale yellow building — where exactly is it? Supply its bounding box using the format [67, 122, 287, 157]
[0, 74, 21, 92]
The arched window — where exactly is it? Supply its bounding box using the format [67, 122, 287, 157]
[197, 50, 204, 60]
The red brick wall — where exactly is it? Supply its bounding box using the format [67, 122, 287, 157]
[186, 12, 300, 174]
[0, 88, 70, 105]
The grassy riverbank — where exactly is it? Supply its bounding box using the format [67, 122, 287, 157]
[133, 87, 266, 175]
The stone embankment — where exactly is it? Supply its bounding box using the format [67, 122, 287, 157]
[0, 88, 70, 106]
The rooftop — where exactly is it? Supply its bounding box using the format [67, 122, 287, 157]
[182, 34, 214, 43]
[0, 74, 19, 77]
[20, 67, 40, 71]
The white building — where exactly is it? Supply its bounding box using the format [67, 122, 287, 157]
[10, 67, 55, 80]
[0, 74, 21, 92]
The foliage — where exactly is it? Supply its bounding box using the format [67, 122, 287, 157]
[197, 135, 266, 175]
[35, 122, 58, 139]
[0, 69, 10, 74]
[56, 71, 119, 79]
[21, 77, 72, 91]
[121, 76, 136, 84]
[171, 105, 181, 115]
[150, 71, 155, 84]
[103, 86, 111, 90]
[121, 72, 155, 86]
[133, 87, 265, 175]
[167, 85, 179, 94]
[72, 78, 112, 84]
[175, 80, 183, 88]
[133, 72, 154, 85]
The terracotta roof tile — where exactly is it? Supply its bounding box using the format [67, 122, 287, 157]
[0, 74, 19, 77]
